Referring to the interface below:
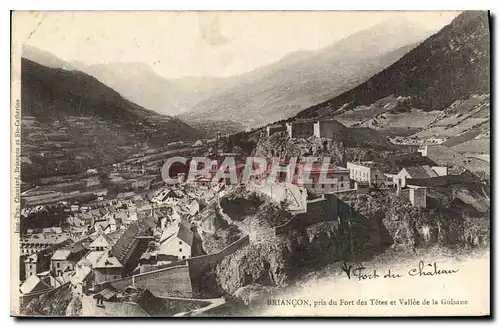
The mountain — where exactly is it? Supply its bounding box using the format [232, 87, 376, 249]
[179, 17, 436, 130]
[22, 44, 77, 70]
[295, 11, 490, 120]
[21, 58, 203, 180]
[72, 62, 225, 116]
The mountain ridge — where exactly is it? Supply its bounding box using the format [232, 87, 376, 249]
[179, 17, 436, 130]
[294, 11, 490, 120]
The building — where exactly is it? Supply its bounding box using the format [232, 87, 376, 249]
[131, 179, 151, 190]
[266, 124, 287, 137]
[93, 252, 124, 283]
[384, 173, 399, 187]
[286, 119, 345, 139]
[347, 161, 385, 187]
[431, 166, 448, 176]
[70, 261, 93, 296]
[89, 234, 114, 252]
[157, 221, 204, 261]
[24, 254, 42, 278]
[19, 274, 51, 295]
[286, 120, 315, 139]
[354, 181, 370, 194]
[94, 215, 157, 280]
[313, 119, 344, 138]
[20, 233, 71, 256]
[408, 185, 427, 208]
[397, 165, 439, 187]
[85, 168, 99, 176]
[297, 164, 351, 193]
[51, 249, 74, 276]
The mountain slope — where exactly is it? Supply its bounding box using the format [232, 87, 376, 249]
[296, 11, 490, 120]
[180, 18, 435, 130]
[73, 62, 224, 116]
[21, 58, 203, 180]
[22, 44, 77, 70]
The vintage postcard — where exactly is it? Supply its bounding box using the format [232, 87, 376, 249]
[10, 10, 490, 317]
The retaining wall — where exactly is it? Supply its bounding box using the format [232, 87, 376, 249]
[108, 264, 193, 298]
[103, 236, 250, 298]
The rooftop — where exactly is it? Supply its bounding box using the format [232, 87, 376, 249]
[403, 165, 438, 179]
[51, 249, 71, 261]
[94, 251, 123, 269]
[177, 222, 194, 246]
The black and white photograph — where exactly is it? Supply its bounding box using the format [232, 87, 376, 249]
[10, 10, 491, 317]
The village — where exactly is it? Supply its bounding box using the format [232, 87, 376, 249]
[17, 117, 489, 316]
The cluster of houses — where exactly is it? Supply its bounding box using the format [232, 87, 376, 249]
[263, 119, 455, 208]
[19, 186, 205, 299]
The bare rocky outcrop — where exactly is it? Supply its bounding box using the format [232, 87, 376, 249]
[215, 242, 290, 295]
[65, 296, 83, 316]
[253, 132, 346, 165]
[20, 284, 73, 316]
[232, 284, 277, 307]
[339, 192, 490, 250]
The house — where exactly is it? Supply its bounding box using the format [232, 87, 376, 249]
[125, 211, 138, 225]
[20, 233, 71, 256]
[131, 179, 151, 190]
[266, 124, 287, 137]
[50, 270, 73, 288]
[24, 253, 42, 278]
[19, 274, 51, 295]
[70, 262, 93, 296]
[384, 173, 399, 187]
[93, 252, 123, 284]
[80, 250, 106, 268]
[286, 120, 315, 139]
[86, 168, 99, 176]
[95, 215, 157, 281]
[157, 221, 204, 261]
[64, 237, 92, 263]
[313, 119, 344, 139]
[298, 164, 350, 193]
[354, 181, 370, 194]
[89, 234, 114, 252]
[397, 165, 438, 187]
[347, 161, 385, 187]
[407, 185, 427, 208]
[51, 249, 74, 276]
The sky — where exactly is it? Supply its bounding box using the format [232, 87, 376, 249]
[13, 11, 461, 79]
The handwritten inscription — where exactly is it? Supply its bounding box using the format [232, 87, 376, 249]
[341, 261, 459, 281]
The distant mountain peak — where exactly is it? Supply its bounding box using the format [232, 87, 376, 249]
[294, 11, 489, 120]
[22, 44, 76, 70]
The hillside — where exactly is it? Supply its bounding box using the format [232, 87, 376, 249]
[22, 44, 77, 70]
[296, 11, 490, 120]
[180, 18, 435, 130]
[21, 58, 203, 181]
[73, 62, 225, 116]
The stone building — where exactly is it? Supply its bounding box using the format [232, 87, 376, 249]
[266, 124, 287, 137]
[313, 119, 343, 138]
[347, 161, 384, 187]
[286, 120, 315, 139]
[51, 249, 74, 276]
[408, 185, 427, 208]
